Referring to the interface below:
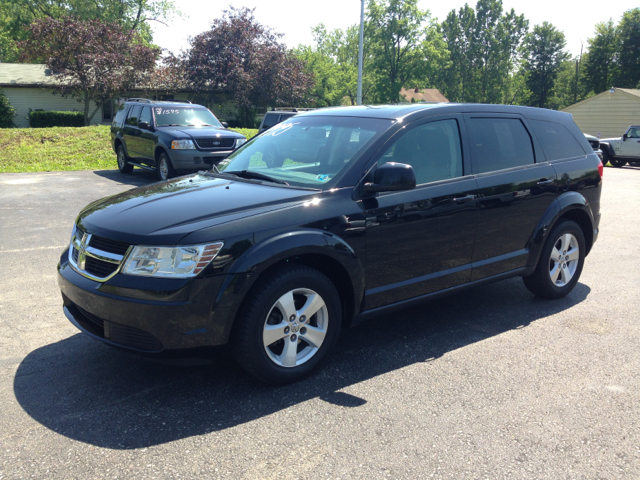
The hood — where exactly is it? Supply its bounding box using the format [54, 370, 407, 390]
[76, 174, 314, 245]
[157, 126, 245, 140]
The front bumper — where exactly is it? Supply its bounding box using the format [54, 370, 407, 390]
[57, 249, 233, 354]
[169, 149, 234, 170]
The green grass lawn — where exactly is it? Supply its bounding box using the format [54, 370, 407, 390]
[0, 125, 258, 174]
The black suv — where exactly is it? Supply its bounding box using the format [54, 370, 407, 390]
[111, 99, 247, 181]
[258, 108, 314, 134]
[59, 104, 602, 384]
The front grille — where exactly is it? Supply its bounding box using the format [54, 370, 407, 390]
[89, 235, 130, 255]
[109, 323, 163, 351]
[194, 137, 235, 149]
[72, 247, 79, 263]
[85, 256, 119, 278]
[74, 304, 162, 352]
[76, 305, 105, 330]
[588, 139, 600, 149]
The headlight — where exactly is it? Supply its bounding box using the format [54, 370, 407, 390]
[122, 242, 224, 278]
[171, 139, 196, 150]
[235, 138, 247, 147]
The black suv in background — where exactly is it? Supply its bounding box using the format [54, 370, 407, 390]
[111, 99, 247, 181]
[258, 108, 314, 134]
[60, 103, 602, 384]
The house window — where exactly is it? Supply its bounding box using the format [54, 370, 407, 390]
[102, 100, 113, 121]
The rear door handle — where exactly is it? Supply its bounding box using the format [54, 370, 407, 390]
[537, 178, 554, 186]
[453, 194, 476, 204]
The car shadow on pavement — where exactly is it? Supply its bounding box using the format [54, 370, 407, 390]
[92, 169, 160, 187]
[92, 169, 211, 187]
[14, 278, 590, 449]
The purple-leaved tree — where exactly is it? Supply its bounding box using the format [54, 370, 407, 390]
[183, 7, 313, 127]
[21, 17, 160, 126]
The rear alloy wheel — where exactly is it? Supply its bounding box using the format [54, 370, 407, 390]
[523, 220, 585, 299]
[117, 145, 133, 174]
[610, 156, 627, 168]
[232, 264, 342, 384]
[156, 152, 175, 181]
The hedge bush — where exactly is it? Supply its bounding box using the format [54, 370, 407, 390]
[0, 89, 16, 128]
[28, 110, 84, 128]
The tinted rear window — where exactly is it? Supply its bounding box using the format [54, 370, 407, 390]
[468, 118, 535, 173]
[529, 120, 585, 161]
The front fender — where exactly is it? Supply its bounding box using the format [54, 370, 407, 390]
[209, 229, 365, 344]
[600, 142, 615, 158]
[526, 192, 594, 273]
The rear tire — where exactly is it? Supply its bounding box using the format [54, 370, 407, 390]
[523, 220, 585, 299]
[231, 264, 342, 385]
[156, 152, 175, 181]
[117, 145, 133, 174]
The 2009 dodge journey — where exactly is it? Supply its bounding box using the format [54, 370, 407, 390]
[58, 103, 603, 384]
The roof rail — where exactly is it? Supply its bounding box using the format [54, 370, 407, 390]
[126, 98, 152, 103]
[125, 98, 192, 104]
[159, 99, 192, 104]
[271, 107, 315, 112]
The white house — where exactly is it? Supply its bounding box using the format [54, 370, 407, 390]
[0, 63, 239, 128]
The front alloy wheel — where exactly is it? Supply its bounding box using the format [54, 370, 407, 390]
[156, 153, 174, 181]
[263, 288, 329, 368]
[232, 264, 342, 384]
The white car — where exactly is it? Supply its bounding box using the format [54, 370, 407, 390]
[599, 126, 640, 168]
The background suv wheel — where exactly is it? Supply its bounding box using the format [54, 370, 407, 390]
[116, 145, 133, 174]
[156, 152, 175, 181]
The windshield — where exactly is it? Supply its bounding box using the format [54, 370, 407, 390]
[217, 116, 390, 189]
[154, 106, 222, 127]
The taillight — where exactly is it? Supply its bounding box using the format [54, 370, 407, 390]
[598, 160, 604, 178]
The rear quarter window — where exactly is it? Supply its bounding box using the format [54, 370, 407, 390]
[113, 106, 128, 127]
[261, 113, 279, 130]
[529, 120, 586, 161]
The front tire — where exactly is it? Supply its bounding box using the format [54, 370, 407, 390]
[231, 264, 342, 384]
[610, 156, 627, 168]
[117, 145, 133, 174]
[523, 220, 586, 299]
[156, 152, 175, 181]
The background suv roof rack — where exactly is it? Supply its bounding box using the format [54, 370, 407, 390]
[126, 98, 192, 104]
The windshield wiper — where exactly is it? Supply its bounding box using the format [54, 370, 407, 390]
[186, 124, 214, 127]
[223, 170, 289, 185]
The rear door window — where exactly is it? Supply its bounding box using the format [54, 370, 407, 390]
[529, 120, 585, 160]
[261, 113, 279, 130]
[468, 118, 535, 173]
[126, 105, 142, 126]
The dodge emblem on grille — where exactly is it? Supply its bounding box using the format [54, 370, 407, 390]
[77, 232, 90, 271]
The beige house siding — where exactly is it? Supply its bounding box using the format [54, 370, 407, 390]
[3, 87, 103, 128]
[561, 89, 640, 138]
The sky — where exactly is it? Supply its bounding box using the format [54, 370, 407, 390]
[152, 0, 636, 58]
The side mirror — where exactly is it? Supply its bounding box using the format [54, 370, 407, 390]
[622, 133, 627, 141]
[364, 162, 416, 193]
[222, 122, 229, 128]
[138, 121, 150, 130]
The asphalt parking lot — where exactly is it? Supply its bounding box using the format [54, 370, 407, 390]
[1, 167, 639, 479]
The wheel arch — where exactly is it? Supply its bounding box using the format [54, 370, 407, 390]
[213, 230, 365, 344]
[600, 142, 615, 158]
[527, 192, 596, 272]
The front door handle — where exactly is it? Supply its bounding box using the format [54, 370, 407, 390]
[453, 194, 476, 204]
[537, 178, 554, 186]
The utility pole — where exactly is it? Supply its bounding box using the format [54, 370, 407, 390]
[357, 0, 364, 105]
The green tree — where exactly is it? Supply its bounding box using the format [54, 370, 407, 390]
[522, 22, 570, 108]
[439, 0, 527, 104]
[0, 0, 177, 62]
[615, 8, 640, 88]
[366, 0, 437, 103]
[583, 20, 618, 94]
[0, 89, 17, 128]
